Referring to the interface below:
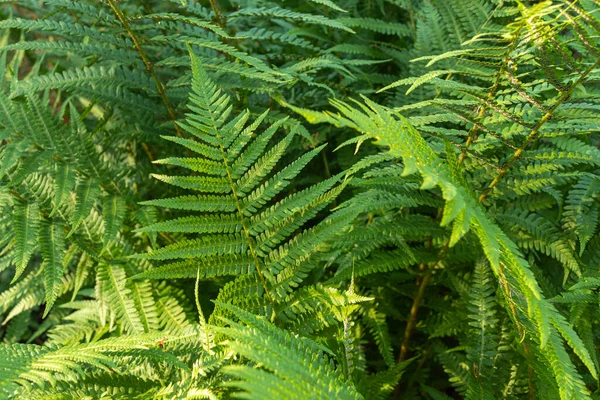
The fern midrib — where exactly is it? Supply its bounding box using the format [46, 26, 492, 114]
[155, 294, 186, 332]
[104, 264, 142, 333]
[217, 139, 276, 309]
[198, 89, 276, 313]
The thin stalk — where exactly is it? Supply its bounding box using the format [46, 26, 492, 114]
[208, 0, 225, 28]
[398, 222, 448, 362]
[399, 269, 432, 362]
[106, 0, 181, 137]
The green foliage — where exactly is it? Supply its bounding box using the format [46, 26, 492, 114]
[1, 0, 600, 398]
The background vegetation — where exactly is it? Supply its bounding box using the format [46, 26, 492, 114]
[1, 0, 600, 398]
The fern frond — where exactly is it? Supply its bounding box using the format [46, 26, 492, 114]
[97, 263, 143, 334]
[39, 219, 66, 315]
[102, 195, 127, 249]
[465, 260, 498, 400]
[68, 178, 101, 238]
[216, 302, 363, 400]
[293, 96, 596, 399]
[134, 50, 351, 302]
[11, 201, 39, 281]
[228, 7, 354, 33]
[563, 174, 600, 253]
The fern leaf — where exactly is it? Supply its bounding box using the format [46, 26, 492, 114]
[216, 302, 363, 399]
[97, 263, 143, 333]
[228, 7, 354, 33]
[136, 50, 349, 305]
[363, 307, 394, 367]
[139, 194, 237, 212]
[49, 163, 76, 217]
[563, 174, 600, 253]
[10, 66, 156, 99]
[135, 214, 242, 234]
[296, 97, 594, 399]
[309, 0, 347, 13]
[357, 360, 414, 400]
[68, 178, 100, 238]
[11, 202, 39, 281]
[102, 195, 127, 248]
[337, 17, 411, 36]
[131, 255, 254, 281]
[132, 235, 248, 261]
[38, 219, 65, 316]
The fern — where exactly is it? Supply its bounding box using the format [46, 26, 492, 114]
[1, 0, 600, 398]
[289, 36, 600, 394]
[216, 302, 363, 399]
[464, 261, 498, 400]
[132, 51, 351, 304]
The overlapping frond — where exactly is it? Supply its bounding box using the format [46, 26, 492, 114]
[291, 94, 598, 399]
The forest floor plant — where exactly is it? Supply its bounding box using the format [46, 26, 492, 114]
[1, 0, 600, 399]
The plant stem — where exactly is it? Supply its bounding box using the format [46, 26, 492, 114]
[208, 0, 225, 28]
[399, 269, 432, 362]
[106, 0, 181, 137]
[398, 232, 445, 362]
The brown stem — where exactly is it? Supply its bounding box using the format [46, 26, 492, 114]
[399, 269, 432, 362]
[141, 142, 155, 162]
[106, 0, 181, 137]
[208, 0, 225, 28]
[398, 230, 448, 363]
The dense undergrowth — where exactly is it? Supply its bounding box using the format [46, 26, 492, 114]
[1, 0, 600, 398]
